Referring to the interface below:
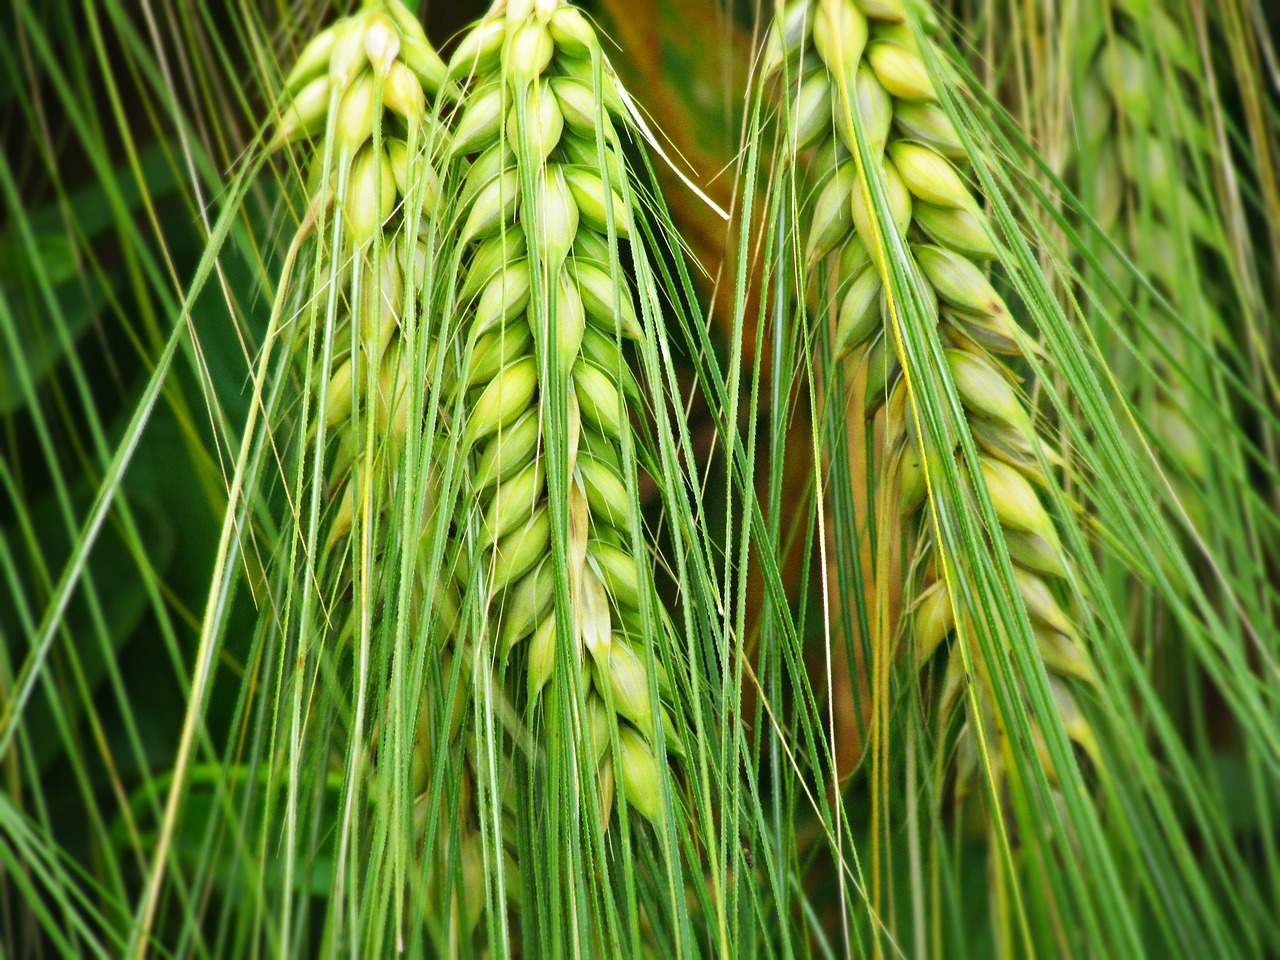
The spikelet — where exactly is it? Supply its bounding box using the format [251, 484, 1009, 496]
[271, 2, 485, 942]
[410, 661, 523, 941]
[767, 0, 1095, 809]
[435, 0, 680, 843]
[1070, 2, 1211, 519]
[273, 0, 449, 585]
[267, 0, 690, 946]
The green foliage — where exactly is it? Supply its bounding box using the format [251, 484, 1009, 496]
[0, 0, 1276, 956]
